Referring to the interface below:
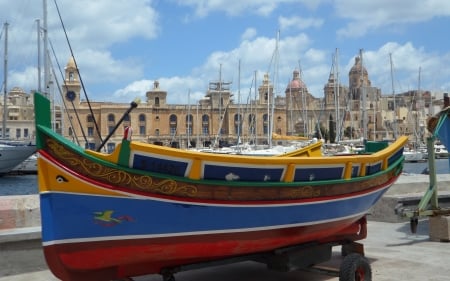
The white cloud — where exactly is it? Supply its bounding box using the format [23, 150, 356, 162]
[48, 0, 159, 48]
[335, 0, 450, 38]
[241, 28, 257, 41]
[177, 0, 325, 17]
[279, 16, 324, 31]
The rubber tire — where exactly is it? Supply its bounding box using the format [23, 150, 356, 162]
[339, 253, 372, 281]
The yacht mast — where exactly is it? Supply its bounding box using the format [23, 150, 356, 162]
[43, 0, 50, 97]
[360, 49, 368, 140]
[36, 19, 41, 93]
[389, 53, 397, 139]
[2, 22, 8, 139]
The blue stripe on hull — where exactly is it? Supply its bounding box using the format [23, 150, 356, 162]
[40, 185, 389, 243]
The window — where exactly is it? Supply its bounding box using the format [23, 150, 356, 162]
[139, 114, 146, 122]
[87, 127, 94, 137]
[186, 114, 193, 136]
[202, 126, 209, 136]
[24, 128, 28, 138]
[108, 114, 115, 123]
[170, 126, 177, 136]
[108, 126, 115, 134]
[234, 114, 242, 134]
[170, 114, 177, 136]
[248, 114, 256, 135]
[155, 129, 160, 136]
[123, 113, 130, 122]
[202, 114, 209, 136]
[16, 128, 21, 139]
[87, 115, 94, 122]
[263, 114, 269, 135]
[155, 97, 160, 106]
[87, 142, 96, 150]
[68, 127, 73, 136]
[139, 125, 146, 135]
[107, 143, 116, 153]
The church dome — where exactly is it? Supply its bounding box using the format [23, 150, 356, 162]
[349, 56, 368, 76]
[285, 69, 306, 91]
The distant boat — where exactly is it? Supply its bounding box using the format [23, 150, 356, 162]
[34, 91, 408, 280]
[403, 148, 424, 162]
[0, 22, 36, 175]
[10, 153, 38, 174]
[0, 142, 36, 174]
[434, 143, 449, 159]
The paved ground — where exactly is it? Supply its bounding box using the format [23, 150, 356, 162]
[1, 219, 449, 281]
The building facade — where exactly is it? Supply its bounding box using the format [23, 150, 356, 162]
[58, 56, 438, 152]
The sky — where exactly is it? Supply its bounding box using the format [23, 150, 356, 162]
[1, 0, 450, 106]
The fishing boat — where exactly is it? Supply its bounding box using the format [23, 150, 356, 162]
[35, 91, 408, 280]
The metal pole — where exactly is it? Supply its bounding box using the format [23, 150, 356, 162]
[2, 22, 8, 139]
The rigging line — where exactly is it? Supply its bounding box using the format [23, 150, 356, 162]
[52, 0, 103, 145]
[48, 38, 82, 145]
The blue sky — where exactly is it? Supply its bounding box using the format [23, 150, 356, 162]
[1, 0, 450, 105]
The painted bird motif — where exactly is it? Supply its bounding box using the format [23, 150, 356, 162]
[93, 210, 133, 226]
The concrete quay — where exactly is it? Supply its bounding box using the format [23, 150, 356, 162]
[370, 173, 450, 222]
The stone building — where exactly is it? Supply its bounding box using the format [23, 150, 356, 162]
[0, 87, 36, 141]
[60, 55, 436, 152]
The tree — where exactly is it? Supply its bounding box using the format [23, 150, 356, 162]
[344, 126, 356, 139]
[329, 114, 336, 143]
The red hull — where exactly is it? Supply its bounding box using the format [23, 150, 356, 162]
[44, 216, 366, 280]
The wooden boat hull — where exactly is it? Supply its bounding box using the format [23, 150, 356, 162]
[38, 146, 401, 280]
[33, 92, 407, 280]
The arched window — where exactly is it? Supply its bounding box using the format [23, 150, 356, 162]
[169, 114, 177, 136]
[123, 113, 130, 122]
[186, 114, 193, 136]
[248, 114, 256, 135]
[202, 114, 209, 135]
[86, 114, 94, 123]
[263, 114, 269, 135]
[107, 114, 115, 123]
[234, 114, 242, 134]
[139, 114, 146, 122]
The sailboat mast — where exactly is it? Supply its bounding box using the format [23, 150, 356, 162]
[389, 53, 397, 139]
[237, 59, 241, 147]
[187, 89, 190, 148]
[269, 30, 280, 147]
[359, 49, 367, 140]
[2, 22, 8, 138]
[43, 0, 49, 97]
[36, 19, 42, 93]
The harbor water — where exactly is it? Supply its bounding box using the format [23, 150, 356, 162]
[0, 158, 449, 196]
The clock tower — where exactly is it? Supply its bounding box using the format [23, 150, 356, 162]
[63, 56, 81, 104]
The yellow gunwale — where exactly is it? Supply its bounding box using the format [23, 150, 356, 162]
[84, 136, 408, 182]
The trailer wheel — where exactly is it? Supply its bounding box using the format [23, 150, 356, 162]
[339, 253, 371, 281]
